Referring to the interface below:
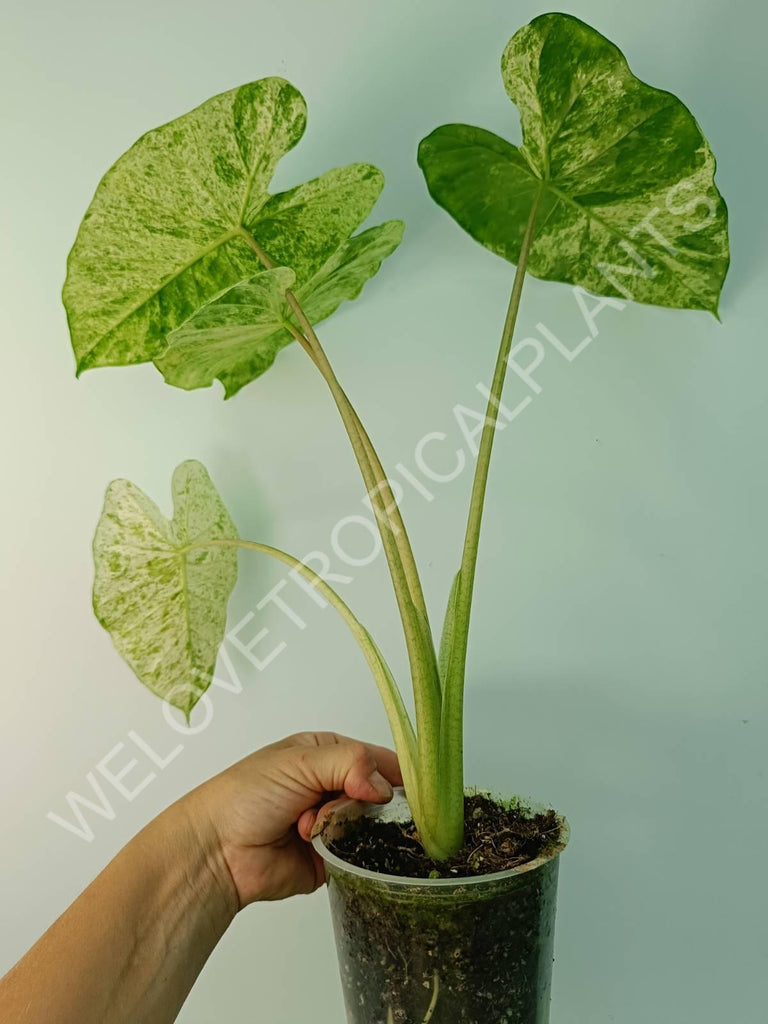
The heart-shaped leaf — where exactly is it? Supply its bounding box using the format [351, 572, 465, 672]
[418, 13, 729, 314]
[93, 460, 238, 718]
[64, 77, 387, 374]
[156, 219, 404, 397]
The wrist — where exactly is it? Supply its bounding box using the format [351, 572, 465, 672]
[161, 794, 240, 923]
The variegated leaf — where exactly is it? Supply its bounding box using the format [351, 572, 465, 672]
[418, 13, 729, 314]
[64, 78, 385, 373]
[291, 218, 405, 325]
[155, 267, 296, 396]
[156, 220, 404, 397]
[92, 461, 238, 717]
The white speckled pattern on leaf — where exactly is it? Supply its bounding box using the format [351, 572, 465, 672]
[155, 220, 404, 397]
[64, 78, 388, 375]
[92, 461, 238, 718]
[418, 13, 729, 314]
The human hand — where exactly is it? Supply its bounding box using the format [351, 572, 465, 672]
[177, 731, 402, 909]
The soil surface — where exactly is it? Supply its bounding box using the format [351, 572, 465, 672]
[328, 793, 563, 879]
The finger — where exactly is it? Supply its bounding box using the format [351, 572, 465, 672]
[360, 743, 403, 788]
[297, 807, 318, 841]
[289, 739, 399, 806]
[297, 790, 354, 842]
[266, 731, 346, 753]
[305, 792, 369, 842]
[270, 732, 403, 789]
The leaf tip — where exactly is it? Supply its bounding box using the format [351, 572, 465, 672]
[359, 161, 386, 197]
[74, 351, 91, 379]
[379, 219, 406, 248]
[221, 377, 245, 400]
[416, 132, 433, 168]
[171, 458, 209, 490]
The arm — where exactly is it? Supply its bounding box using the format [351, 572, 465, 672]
[0, 732, 400, 1024]
[0, 802, 232, 1024]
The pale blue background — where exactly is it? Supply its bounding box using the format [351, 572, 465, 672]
[1, 1, 766, 1021]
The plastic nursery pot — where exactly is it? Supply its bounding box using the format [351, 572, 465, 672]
[312, 788, 569, 1024]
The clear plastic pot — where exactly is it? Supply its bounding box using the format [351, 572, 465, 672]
[313, 788, 569, 1024]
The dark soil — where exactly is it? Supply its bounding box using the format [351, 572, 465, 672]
[328, 793, 562, 879]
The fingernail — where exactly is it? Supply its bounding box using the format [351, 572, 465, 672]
[368, 769, 393, 800]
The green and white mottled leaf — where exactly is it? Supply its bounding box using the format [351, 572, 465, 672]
[155, 267, 296, 396]
[418, 12, 729, 313]
[64, 77, 385, 373]
[156, 220, 404, 397]
[292, 218, 405, 325]
[93, 461, 238, 718]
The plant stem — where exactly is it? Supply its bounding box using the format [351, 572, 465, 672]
[236, 227, 443, 841]
[439, 187, 544, 840]
[188, 537, 423, 821]
[236, 229, 430, 621]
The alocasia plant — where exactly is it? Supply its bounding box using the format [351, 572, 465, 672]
[64, 13, 728, 860]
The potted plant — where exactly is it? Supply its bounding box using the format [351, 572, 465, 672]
[62, 12, 728, 1023]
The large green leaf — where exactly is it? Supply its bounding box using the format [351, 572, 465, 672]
[418, 13, 729, 313]
[64, 77, 386, 373]
[156, 220, 404, 397]
[92, 460, 238, 718]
